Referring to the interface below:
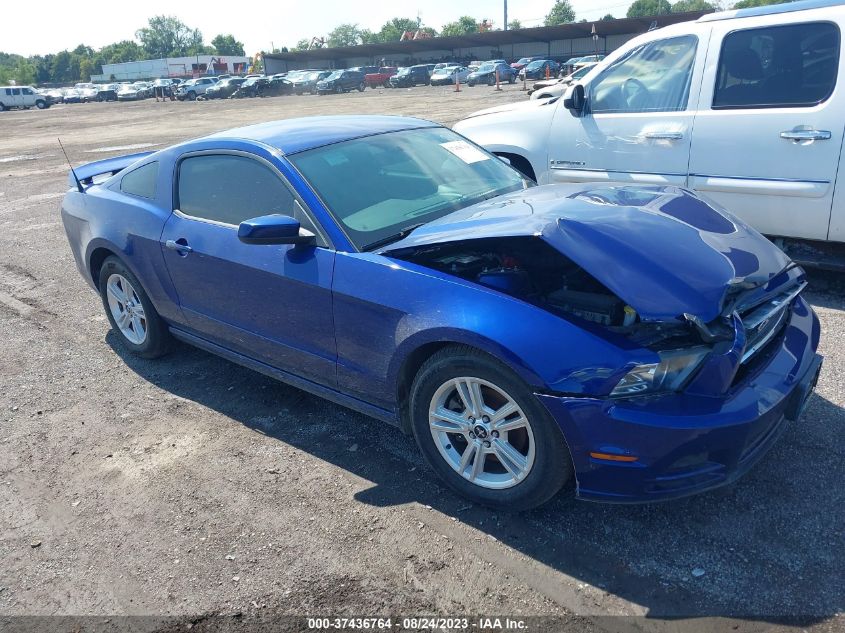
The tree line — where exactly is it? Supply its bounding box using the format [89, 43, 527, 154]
[0, 15, 244, 85]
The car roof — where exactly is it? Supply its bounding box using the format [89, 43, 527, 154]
[204, 115, 439, 155]
[698, 0, 842, 21]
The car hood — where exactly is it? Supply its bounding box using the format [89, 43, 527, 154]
[382, 184, 791, 323]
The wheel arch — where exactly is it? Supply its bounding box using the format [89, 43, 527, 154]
[494, 152, 537, 182]
[392, 332, 546, 436]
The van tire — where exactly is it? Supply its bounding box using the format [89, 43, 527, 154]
[0, 102, 5, 112]
[36, 99, 48, 109]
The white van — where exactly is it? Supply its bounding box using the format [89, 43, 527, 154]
[0, 86, 51, 111]
[453, 0, 845, 261]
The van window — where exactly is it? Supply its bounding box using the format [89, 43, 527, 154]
[589, 35, 698, 114]
[120, 162, 159, 199]
[713, 22, 839, 109]
[11, 88, 20, 96]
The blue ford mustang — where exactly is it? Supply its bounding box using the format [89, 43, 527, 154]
[61, 115, 822, 510]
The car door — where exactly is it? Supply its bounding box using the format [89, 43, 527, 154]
[688, 17, 842, 241]
[548, 31, 708, 187]
[8, 88, 22, 108]
[159, 151, 337, 388]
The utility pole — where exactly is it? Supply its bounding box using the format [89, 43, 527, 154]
[504, 0, 508, 30]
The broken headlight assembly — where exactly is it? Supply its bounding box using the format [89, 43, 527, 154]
[610, 347, 711, 397]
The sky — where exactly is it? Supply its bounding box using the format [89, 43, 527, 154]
[5, 0, 639, 57]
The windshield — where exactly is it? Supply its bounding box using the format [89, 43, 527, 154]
[477, 64, 494, 72]
[396, 67, 411, 75]
[526, 60, 546, 69]
[326, 70, 343, 80]
[289, 127, 528, 251]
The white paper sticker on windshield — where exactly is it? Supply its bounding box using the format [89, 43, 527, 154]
[440, 140, 490, 164]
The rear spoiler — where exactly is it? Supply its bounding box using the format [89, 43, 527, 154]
[68, 151, 154, 190]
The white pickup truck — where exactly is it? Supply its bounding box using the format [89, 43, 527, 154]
[454, 0, 845, 266]
[0, 86, 50, 111]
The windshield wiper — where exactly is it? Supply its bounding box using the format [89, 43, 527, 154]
[363, 223, 426, 252]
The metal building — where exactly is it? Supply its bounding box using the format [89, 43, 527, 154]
[262, 11, 709, 73]
[91, 55, 251, 82]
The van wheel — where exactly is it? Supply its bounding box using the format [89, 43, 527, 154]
[0, 102, 6, 111]
[36, 99, 48, 109]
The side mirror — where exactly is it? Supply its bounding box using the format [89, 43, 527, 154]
[238, 214, 316, 246]
[563, 83, 586, 117]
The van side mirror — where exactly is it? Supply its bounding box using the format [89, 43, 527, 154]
[563, 83, 586, 117]
[238, 214, 316, 246]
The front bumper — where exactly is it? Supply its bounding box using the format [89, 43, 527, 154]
[538, 297, 822, 503]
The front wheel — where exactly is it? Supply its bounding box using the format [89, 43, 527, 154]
[410, 346, 573, 511]
[187, 91, 197, 101]
[36, 99, 48, 109]
[336, 85, 344, 94]
[98, 256, 172, 358]
[357, 82, 365, 92]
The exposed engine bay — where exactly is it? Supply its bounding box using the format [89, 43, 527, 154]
[387, 237, 707, 348]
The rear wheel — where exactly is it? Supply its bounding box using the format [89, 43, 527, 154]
[410, 346, 572, 511]
[336, 85, 344, 94]
[98, 256, 172, 359]
[487, 75, 496, 86]
[358, 82, 365, 92]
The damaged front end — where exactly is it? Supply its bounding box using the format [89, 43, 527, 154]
[383, 184, 808, 400]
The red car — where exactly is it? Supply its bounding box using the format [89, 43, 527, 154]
[364, 67, 398, 88]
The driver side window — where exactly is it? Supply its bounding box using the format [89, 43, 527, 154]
[590, 35, 698, 114]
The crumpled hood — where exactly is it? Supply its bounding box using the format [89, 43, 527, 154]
[383, 184, 791, 322]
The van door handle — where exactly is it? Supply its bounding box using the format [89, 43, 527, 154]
[165, 239, 193, 254]
[643, 132, 684, 140]
[780, 129, 831, 142]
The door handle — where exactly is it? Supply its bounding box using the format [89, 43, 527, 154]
[643, 132, 684, 140]
[165, 239, 193, 254]
[780, 129, 831, 142]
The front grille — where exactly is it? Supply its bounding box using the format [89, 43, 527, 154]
[738, 284, 803, 366]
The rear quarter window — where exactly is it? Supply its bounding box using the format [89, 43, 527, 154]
[713, 21, 840, 109]
[120, 162, 159, 199]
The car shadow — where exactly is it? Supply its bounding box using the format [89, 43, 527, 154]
[107, 331, 844, 626]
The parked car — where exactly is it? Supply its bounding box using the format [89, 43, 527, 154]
[316, 69, 366, 94]
[349, 65, 379, 76]
[61, 88, 83, 104]
[455, 0, 845, 255]
[389, 65, 430, 87]
[430, 66, 470, 86]
[230, 77, 267, 98]
[511, 56, 545, 71]
[60, 115, 822, 510]
[204, 78, 246, 99]
[94, 84, 120, 102]
[116, 84, 145, 101]
[261, 76, 295, 97]
[0, 85, 51, 110]
[78, 85, 99, 102]
[519, 59, 561, 80]
[529, 62, 599, 99]
[176, 77, 218, 101]
[291, 71, 331, 95]
[467, 62, 517, 86]
[131, 82, 152, 99]
[365, 67, 398, 88]
[41, 88, 65, 104]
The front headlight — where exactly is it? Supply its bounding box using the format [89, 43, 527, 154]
[610, 347, 710, 397]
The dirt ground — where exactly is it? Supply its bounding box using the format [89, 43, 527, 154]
[0, 86, 843, 633]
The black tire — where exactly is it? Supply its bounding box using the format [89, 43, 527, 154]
[0, 102, 5, 112]
[187, 91, 197, 101]
[358, 82, 365, 92]
[488, 75, 496, 86]
[508, 75, 516, 84]
[383, 80, 390, 88]
[98, 256, 172, 359]
[336, 85, 344, 94]
[468, 81, 475, 87]
[36, 99, 48, 109]
[409, 345, 573, 511]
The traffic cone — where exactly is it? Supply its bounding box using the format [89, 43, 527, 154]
[455, 70, 461, 92]
[545, 64, 550, 79]
[495, 69, 502, 91]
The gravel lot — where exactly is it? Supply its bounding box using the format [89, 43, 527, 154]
[0, 86, 843, 633]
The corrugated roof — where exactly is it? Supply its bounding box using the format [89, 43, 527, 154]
[263, 11, 710, 63]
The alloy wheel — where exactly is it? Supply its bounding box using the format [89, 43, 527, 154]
[428, 377, 535, 489]
[105, 274, 147, 345]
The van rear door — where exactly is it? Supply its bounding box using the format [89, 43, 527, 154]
[688, 12, 843, 241]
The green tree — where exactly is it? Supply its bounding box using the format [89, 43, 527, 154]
[98, 40, 144, 64]
[545, 0, 576, 25]
[672, 0, 716, 10]
[327, 23, 363, 47]
[441, 16, 478, 37]
[292, 38, 312, 51]
[507, 19, 523, 29]
[136, 15, 205, 58]
[377, 17, 421, 42]
[627, 0, 672, 17]
[732, 0, 792, 7]
[211, 34, 245, 56]
[601, 13, 616, 20]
